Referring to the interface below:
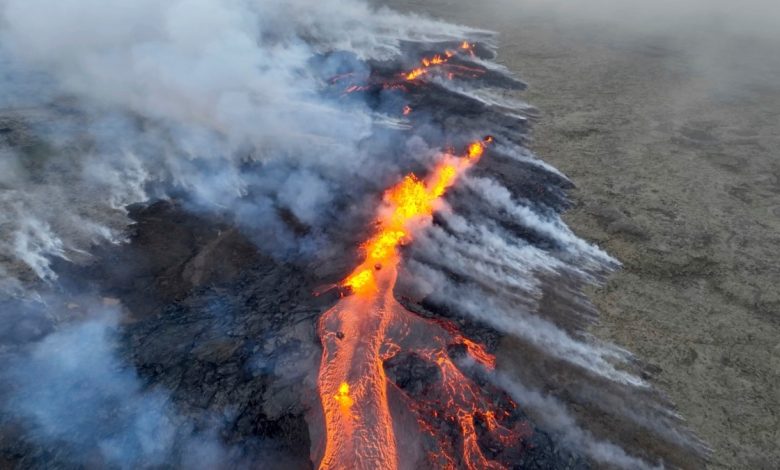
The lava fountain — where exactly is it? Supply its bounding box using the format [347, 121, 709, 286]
[315, 136, 529, 469]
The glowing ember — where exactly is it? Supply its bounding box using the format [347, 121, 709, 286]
[460, 41, 476, 57]
[340, 138, 490, 298]
[333, 42, 483, 94]
[402, 48, 463, 82]
[405, 67, 428, 81]
[316, 136, 522, 469]
[468, 141, 485, 160]
[344, 84, 371, 94]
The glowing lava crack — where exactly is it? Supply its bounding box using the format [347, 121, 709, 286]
[315, 136, 528, 469]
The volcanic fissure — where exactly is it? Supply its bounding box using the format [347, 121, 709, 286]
[314, 43, 526, 470]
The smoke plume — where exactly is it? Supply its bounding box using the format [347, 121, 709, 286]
[0, 0, 482, 294]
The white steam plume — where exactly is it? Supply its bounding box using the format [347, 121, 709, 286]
[493, 373, 662, 470]
[0, 0, 483, 294]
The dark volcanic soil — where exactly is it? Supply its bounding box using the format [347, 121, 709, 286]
[0, 201, 587, 469]
[1, 201, 328, 468]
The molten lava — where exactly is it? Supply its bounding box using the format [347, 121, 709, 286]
[316, 136, 527, 469]
[404, 51, 456, 81]
[334, 44, 485, 99]
[334, 382, 354, 413]
[342, 138, 489, 299]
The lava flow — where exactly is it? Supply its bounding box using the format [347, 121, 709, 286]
[315, 136, 529, 469]
[336, 42, 484, 97]
[404, 41, 477, 81]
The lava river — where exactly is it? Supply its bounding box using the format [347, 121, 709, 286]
[315, 137, 530, 469]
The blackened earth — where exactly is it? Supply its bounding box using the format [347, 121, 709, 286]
[0, 201, 590, 469]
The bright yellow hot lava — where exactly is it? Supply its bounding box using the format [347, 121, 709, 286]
[316, 136, 507, 470]
[334, 382, 354, 413]
[342, 138, 491, 298]
[468, 141, 484, 160]
[404, 51, 457, 81]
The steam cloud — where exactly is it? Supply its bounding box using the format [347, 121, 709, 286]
[492, 373, 661, 470]
[0, 0, 480, 294]
[1, 305, 243, 469]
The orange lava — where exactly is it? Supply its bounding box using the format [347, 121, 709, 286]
[342, 138, 489, 299]
[403, 49, 460, 81]
[315, 137, 526, 469]
[408, 46, 481, 82]
[335, 44, 483, 96]
[460, 41, 476, 56]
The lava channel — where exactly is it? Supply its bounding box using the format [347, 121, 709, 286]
[314, 137, 530, 469]
[338, 41, 485, 96]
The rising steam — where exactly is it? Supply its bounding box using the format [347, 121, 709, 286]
[0, 0, 483, 293]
